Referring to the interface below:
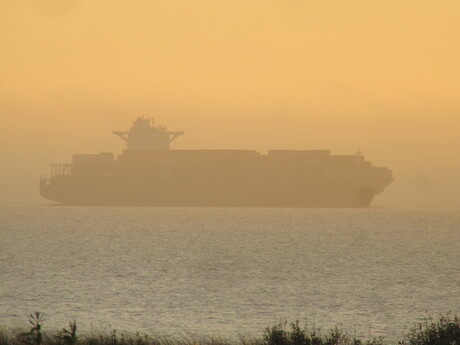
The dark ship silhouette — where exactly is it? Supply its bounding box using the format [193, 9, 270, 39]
[40, 117, 393, 207]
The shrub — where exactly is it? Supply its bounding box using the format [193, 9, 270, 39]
[401, 313, 460, 345]
[258, 321, 382, 345]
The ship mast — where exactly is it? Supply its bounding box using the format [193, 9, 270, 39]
[355, 149, 362, 170]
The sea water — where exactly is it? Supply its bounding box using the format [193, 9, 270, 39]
[0, 204, 459, 342]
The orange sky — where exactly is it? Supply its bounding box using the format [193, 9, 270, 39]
[1, 0, 459, 207]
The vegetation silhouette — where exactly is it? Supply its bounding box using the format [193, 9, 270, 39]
[0, 313, 458, 345]
[58, 321, 77, 345]
[19, 313, 44, 345]
[402, 313, 459, 345]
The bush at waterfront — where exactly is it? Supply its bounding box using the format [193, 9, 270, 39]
[0, 313, 458, 345]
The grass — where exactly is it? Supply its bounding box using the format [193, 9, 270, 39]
[0, 313, 458, 345]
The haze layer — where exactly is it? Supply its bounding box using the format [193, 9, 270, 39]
[1, 0, 459, 207]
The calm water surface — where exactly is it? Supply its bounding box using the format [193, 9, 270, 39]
[0, 204, 459, 341]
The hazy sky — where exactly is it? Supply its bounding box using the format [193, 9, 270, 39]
[1, 0, 459, 207]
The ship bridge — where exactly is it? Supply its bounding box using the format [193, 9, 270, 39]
[113, 117, 184, 150]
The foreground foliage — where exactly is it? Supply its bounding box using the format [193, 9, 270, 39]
[258, 321, 383, 345]
[0, 313, 458, 345]
[400, 313, 459, 345]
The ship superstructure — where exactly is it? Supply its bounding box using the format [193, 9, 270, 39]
[40, 117, 393, 207]
[113, 117, 184, 150]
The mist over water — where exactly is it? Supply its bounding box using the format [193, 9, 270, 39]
[1, 205, 459, 341]
[2, 1, 460, 208]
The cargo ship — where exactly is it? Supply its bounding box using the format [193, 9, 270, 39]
[40, 117, 393, 207]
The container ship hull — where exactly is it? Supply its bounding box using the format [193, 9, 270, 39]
[40, 149, 392, 208]
[40, 175, 385, 207]
[40, 118, 393, 207]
